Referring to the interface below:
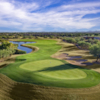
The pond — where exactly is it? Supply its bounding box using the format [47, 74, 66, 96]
[10, 41, 35, 53]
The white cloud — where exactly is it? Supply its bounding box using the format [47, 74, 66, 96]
[0, 0, 100, 31]
[60, 2, 100, 10]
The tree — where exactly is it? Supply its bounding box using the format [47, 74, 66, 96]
[77, 41, 91, 49]
[89, 44, 100, 62]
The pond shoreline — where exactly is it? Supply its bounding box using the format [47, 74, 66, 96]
[10, 41, 36, 53]
[21, 44, 39, 54]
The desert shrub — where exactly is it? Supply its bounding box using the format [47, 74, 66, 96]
[87, 39, 93, 44]
[0, 41, 17, 59]
[0, 48, 16, 58]
[64, 38, 76, 43]
[80, 37, 85, 41]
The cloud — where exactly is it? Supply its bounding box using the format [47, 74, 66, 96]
[0, 0, 100, 31]
[59, 2, 100, 10]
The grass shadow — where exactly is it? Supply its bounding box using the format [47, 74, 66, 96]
[5, 58, 15, 62]
[10, 83, 43, 100]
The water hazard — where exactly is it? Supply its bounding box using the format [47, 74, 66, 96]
[10, 41, 35, 53]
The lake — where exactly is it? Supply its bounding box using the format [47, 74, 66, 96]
[10, 41, 35, 53]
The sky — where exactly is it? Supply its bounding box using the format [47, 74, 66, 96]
[0, 0, 100, 32]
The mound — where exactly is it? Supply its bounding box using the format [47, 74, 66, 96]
[20, 59, 87, 79]
[1, 73, 100, 100]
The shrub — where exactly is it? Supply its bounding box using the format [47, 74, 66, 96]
[77, 41, 91, 49]
[93, 39, 99, 44]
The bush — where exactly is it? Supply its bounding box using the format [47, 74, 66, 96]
[93, 39, 99, 44]
[63, 38, 76, 43]
[75, 38, 81, 43]
[77, 41, 91, 49]
[0, 48, 16, 59]
[87, 39, 93, 44]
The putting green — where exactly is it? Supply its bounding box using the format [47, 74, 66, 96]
[20, 60, 87, 79]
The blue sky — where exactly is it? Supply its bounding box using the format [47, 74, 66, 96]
[0, 0, 100, 32]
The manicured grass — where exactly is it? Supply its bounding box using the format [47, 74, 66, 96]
[20, 59, 87, 79]
[0, 39, 100, 88]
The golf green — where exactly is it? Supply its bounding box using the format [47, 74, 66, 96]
[20, 59, 87, 79]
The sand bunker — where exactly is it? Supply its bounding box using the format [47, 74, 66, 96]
[67, 56, 82, 60]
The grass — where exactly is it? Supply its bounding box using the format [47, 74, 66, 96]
[20, 59, 87, 79]
[0, 39, 100, 88]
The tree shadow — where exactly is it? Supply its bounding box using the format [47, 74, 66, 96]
[82, 56, 96, 60]
[62, 46, 79, 51]
[82, 61, 100, 69]
[15, 59, 26, 61]
[37, 63, 85, 72]
[0, 64, 7, 68]
[5, 58, 15, 62]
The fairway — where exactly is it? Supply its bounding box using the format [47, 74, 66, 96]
[20, 59, 87, 79]
[0, 39, 100, 88]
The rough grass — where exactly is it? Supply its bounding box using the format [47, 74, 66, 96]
[55, 41, 96, 62]
[0, 39, 100, 88]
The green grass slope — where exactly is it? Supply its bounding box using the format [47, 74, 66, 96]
[0, 39, 100, 88]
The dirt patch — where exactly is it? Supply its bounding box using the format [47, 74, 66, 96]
[52, 53, 68, 59]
